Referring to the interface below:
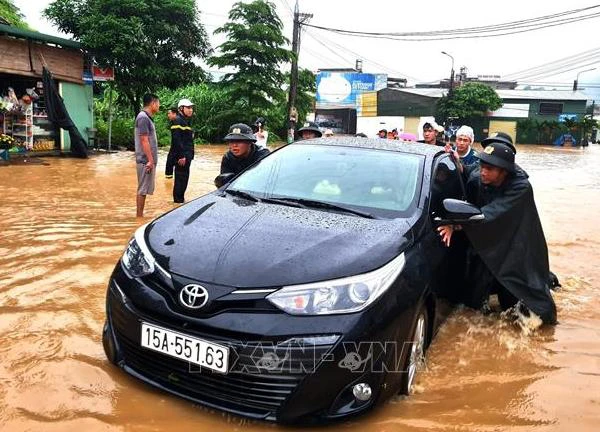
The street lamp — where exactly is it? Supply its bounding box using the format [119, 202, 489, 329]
[573, 67, 596, 91]
[441, 51, 455, 95]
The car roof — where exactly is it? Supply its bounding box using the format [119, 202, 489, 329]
[293, 137, 445, 158]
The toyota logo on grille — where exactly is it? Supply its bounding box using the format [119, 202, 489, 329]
[179, 284, 209, 309]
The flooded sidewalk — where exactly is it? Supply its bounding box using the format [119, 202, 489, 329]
[0, 145, 599, 431]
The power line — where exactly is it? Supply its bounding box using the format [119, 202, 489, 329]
[302, 7, 600, 41]
[302, 29, 354, 67]
[504, 46, 600, 79]
[303, 28, 422, 81]
[511, 59, 600, 82]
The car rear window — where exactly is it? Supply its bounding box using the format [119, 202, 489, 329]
[229, 144, 423, 218]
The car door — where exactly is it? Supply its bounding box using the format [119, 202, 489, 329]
[426, 155, 468, 322]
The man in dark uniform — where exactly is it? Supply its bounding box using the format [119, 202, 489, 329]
[438, 140, 557, 325]
[164, 107, 178, 179]
[418, 121, 446, 146]
[216, 123, 270, 185]
[171, 98, 194, 203]
[297, 121, 323, 140]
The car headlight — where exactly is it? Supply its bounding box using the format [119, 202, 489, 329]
[267, 253, 405, 315]
[122, 223, 155, 278]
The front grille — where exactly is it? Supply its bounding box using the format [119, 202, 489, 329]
[109, 290, 336, 418]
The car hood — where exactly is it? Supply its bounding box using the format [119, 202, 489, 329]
[146, 194, 414, 287]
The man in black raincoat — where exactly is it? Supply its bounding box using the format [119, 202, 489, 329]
[438, 136, 557, 325]
[214, 123, 270, 187]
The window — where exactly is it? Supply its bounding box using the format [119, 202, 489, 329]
[539, 102, 563, 115]
[230, 144, 424, 218]
[429, 157, 464, 218]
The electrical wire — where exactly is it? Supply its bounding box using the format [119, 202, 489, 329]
[302, 6, 600, 41]
[503, 46, 600, 79]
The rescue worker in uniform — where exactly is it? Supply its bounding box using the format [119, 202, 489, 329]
[438, 134, 557, 325]
[297, 121, 323, 140]
[214, 123, 270, 187]
[164, 107, 178, 179]
[171, 99, 194, 203]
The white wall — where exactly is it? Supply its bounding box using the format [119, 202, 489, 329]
[356, 116, 405, 138]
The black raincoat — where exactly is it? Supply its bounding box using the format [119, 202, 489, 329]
[462, 164, 557, 324]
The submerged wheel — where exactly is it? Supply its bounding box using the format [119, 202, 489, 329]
[400, 308, 428, 395]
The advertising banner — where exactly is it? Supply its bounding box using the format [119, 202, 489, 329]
[316, 72, 387, 109]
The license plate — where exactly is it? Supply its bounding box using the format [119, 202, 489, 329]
[140, 322, 229, 373]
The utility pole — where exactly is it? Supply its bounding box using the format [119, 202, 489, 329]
[286, 1, 312, 144]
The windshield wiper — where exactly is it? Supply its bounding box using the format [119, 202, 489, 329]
[260, 197, 304, 208]
[224, 189, 260, 202]
[272, 197, 376, 219]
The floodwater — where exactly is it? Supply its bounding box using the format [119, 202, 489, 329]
[0, 144, 598, 432]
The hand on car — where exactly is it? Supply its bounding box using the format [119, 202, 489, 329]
[437, 225, 454, 247]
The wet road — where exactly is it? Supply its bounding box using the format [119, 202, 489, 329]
[0, 144, 598, 431]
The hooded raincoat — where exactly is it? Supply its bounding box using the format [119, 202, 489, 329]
[462, 164, 557, 324]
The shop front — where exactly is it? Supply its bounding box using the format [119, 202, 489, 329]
[0, 24, 92, 158]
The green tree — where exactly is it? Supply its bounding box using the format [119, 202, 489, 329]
[43, 0, 211, 114]
[264, 68, 315, 139]
[208, 0, 292, 120]
[436, 83, 503, 123]
[0, 0, 28, 28]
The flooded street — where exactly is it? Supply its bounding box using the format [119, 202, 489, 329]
[0, 144, 598, 431]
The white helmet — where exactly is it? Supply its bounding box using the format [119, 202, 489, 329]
[177, 98, 194, 108]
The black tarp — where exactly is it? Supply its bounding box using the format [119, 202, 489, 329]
[463, 166, 557, 324]
[42, 67, 88, 158]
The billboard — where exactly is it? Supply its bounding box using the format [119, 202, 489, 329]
[316, 72, 387, 109]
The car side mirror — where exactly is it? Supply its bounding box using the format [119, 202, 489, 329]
[433, 198, 484, 226]
[214, 172, 236, 188]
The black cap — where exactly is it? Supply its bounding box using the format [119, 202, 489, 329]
[254, 117, 266, 127]
[224, 123, 256, 142]
[298, 121, 322, 137]
[378, 129, 387, 134]
[476, 142, 515, 172]
[482, 132, 516, 154]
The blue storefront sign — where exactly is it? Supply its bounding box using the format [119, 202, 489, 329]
[558, 113, 578, 122]
[316, 72, 387, 108]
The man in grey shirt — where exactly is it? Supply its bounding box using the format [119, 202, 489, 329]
[134, 93, 160, 217]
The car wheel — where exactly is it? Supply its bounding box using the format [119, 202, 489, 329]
[400, 308, 428, 395]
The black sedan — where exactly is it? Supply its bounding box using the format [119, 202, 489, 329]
[102, 138, 482, 423]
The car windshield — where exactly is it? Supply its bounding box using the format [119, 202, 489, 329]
[228, 144, 423, 218]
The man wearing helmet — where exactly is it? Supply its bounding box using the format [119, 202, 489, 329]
[171, 98, 194, 203]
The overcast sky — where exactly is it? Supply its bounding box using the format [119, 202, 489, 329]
[14, 0, 600, 100]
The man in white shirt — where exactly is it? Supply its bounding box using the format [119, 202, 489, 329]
[254, 117, 269, 148]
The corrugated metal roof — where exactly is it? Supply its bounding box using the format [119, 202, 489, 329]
[0, 23, 80, 50]
[496, 89, 589, 101]
[388, 88, 448, 98]
[389, 87, 589, 101]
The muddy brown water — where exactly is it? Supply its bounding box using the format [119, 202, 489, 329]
[0, 144, 598, 431]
